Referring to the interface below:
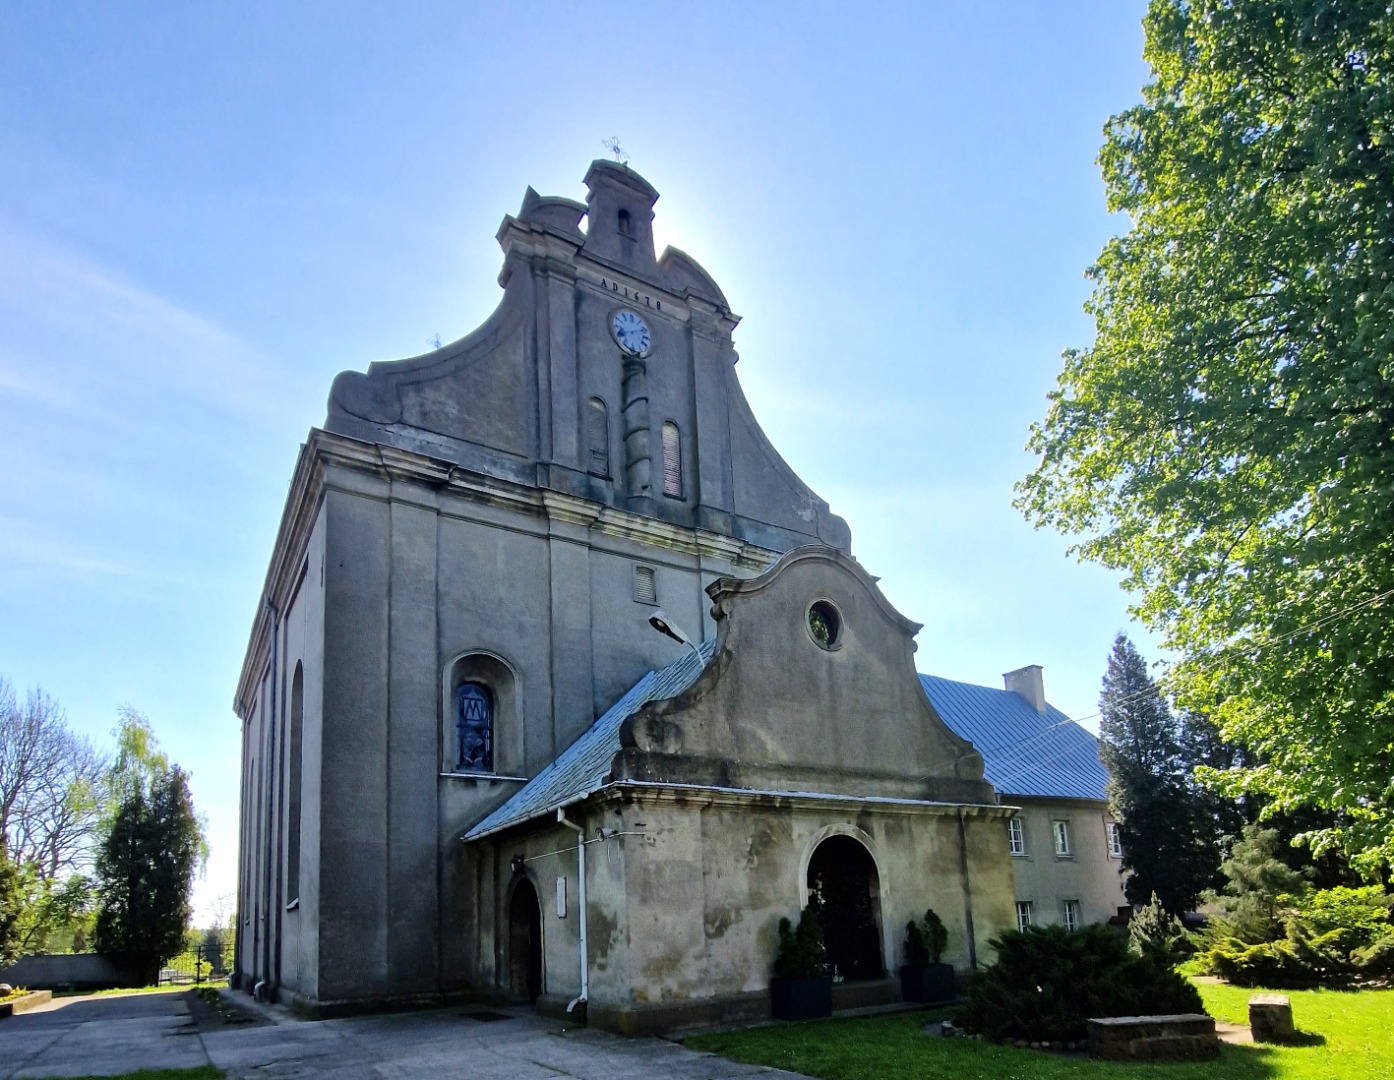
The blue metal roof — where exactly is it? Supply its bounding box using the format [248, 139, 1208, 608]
[919, 674, 1109, 801]
[463, 639, 716, 840]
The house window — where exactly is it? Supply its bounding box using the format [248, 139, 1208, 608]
[455, 682, 493, 772]
[1063, 899, 1080, 932]
[618, 208, 631, 236]
[661, 421, 682, 498]
[1008, 817, 1026, 856]
[587, 398, 610, 477]
[633, 565, 657, 605]
[1107, 821, 1123, 859]
[1016, 901, 1033, 933]
[1053, 820, 1071, 857]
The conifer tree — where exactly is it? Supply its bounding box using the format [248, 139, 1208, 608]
[93, 767, 202, 985]
[1098, 634, 1215, 913]
[0, 845, 23, 967]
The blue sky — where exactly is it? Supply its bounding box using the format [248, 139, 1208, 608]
[0, 2, 1154, 920]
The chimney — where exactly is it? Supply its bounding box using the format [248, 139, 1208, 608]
[1004, 665, 1046, 714]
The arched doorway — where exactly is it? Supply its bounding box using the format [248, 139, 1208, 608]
[508, 879, 542, 1003]
[807, 835, 884, 980]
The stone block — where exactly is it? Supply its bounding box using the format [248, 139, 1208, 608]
[1249, 993, 1294, 1043]
[1089, 1014, 1220, 1060]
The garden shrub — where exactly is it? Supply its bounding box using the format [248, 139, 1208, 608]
[904, 908, 948, 966]
[1354, 934, 1394, 978]
[958, 923, 1204, 1043]
[1129, 892, 1191, 967]
[1298, 885, 1391, 944]
[1191, 883, 1393, 987]
[773, 906, 826, 979]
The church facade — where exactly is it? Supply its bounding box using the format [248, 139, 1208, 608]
[233, 162, 1118, 1030]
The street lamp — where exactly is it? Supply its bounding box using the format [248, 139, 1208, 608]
[647, 609, 704, 666]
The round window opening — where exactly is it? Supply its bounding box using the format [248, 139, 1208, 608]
[808, 600, 842, 650]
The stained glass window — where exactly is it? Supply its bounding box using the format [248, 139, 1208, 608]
[455, 682, 493, 772]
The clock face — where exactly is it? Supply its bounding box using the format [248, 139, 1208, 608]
[611, 310, 652, 356]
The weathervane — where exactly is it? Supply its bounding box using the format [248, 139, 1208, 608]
[602, 136, 629, 164]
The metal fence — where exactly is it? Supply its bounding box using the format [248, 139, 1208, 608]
[157, 940, 237, 986]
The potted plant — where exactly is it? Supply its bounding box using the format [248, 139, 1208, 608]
[770, 906, 833, 1020]
[901, 908, 955, 1003]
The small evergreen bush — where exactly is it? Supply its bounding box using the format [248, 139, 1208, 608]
[1191, 883, 1393, 987]
[773, 906, 826, 980]
[1129, 892, 1191, 967]
[904, 908, 948, 966]
[958, 923, 1204, 1043]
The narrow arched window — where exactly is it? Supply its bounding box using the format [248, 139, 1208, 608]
[661, 421, 682, 498]
[455, 682, 493, 772]
[587, 398, 609, 476]
[618, 208, 631, 236]
[286, 662, 303, 904]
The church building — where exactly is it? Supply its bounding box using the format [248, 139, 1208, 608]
[233, 161, 1120, 1031]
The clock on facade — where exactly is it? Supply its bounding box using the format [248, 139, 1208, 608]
[611, 310, 652, 357]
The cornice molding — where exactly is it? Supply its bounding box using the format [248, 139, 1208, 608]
[234, 429, 780, 715]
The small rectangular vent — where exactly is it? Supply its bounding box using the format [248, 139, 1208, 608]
[634, 565, 657, 605]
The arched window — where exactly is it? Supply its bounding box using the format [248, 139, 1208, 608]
[455, 682, 493, 772]
[587, 398, 610, 476]
[618, 208, 631, 236]
[286, 662, 304, 904]
[661, 421, 682, 498]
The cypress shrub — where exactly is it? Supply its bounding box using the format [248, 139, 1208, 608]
[959, 923, 1204, 1043]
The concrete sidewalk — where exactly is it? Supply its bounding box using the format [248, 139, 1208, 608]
[0, 990, 811, 1079]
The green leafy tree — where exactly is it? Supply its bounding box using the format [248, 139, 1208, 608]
[1098, 635, 1217, 912]
[93, 767, 202, 985]
[1016, 0, 1394, 873]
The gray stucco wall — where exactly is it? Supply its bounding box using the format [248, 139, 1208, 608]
[481, 790, 1016, 1034]
[1004, 797, 1126, 928]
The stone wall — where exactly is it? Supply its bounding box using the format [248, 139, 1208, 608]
[0, 954, 139, 991]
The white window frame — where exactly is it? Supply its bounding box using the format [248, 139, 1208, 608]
[1053, 819, 1071, 857]
[1008, 816, 1026, 856]
[1016, 900, 1033, 933]
[1063, 899, 1080, 932]
[1107, 821, 1123, 859]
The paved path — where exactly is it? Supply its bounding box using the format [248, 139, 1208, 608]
[0, 991, 810, 1080]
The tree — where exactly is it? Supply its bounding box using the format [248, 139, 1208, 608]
[100, 707, 170, 830]
[1098, 635, 1216, 913]
[1016, 0, 1394, 873]
[1208, 824, 1308, 942]
[93, 767, 202, 985]
[0, 845, 23, 967]
[0, 678, 107, 881]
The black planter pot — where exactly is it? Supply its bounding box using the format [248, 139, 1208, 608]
[770, 976, 834, 1020]
[900, 963, 956, 1004]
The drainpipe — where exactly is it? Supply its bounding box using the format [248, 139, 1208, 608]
[557, 807, 588, 1013]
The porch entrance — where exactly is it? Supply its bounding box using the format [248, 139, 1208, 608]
[807, 835, 884, 980]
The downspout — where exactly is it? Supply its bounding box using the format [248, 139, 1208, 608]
[557, 807, 588, 1013]
[955, 809, 978, 970]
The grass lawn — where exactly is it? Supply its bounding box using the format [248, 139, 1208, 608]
[683, 984, 1394, 1079]
[55, 981, 228, 998]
